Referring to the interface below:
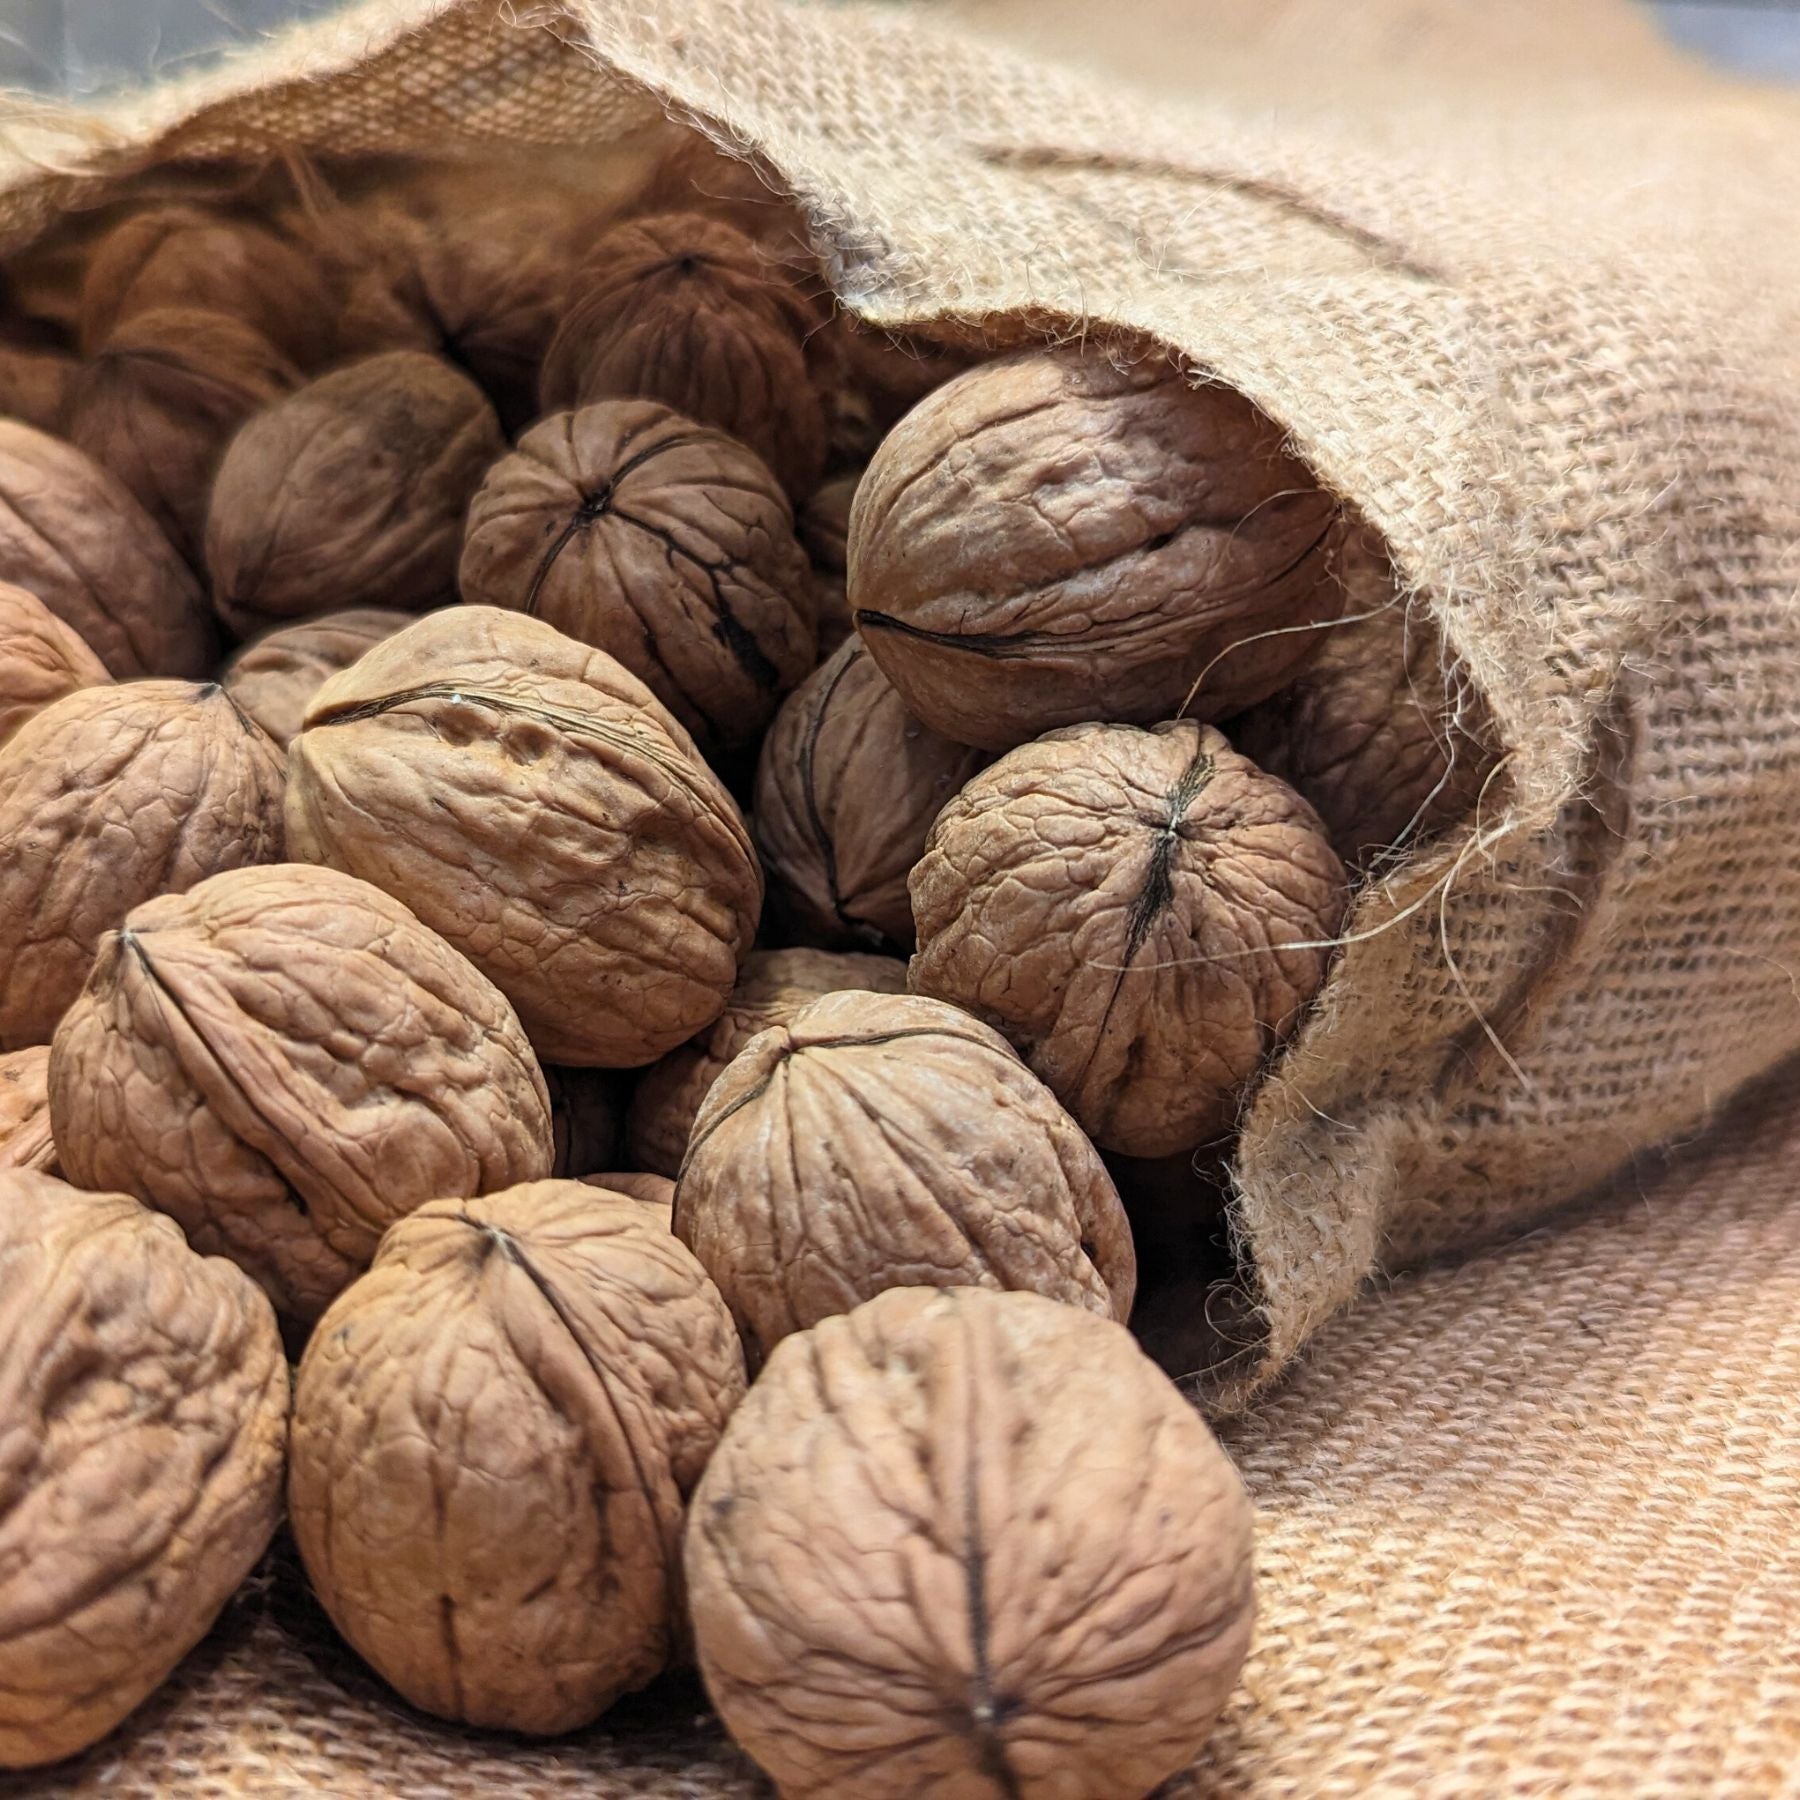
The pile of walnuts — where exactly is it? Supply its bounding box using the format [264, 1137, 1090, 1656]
[0, 132, 1491, 1795]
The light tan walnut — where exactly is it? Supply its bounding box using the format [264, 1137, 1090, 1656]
[0, 1048, 54, 1173]
[220, 607, 411, 749]
[0, 582, 110, 747]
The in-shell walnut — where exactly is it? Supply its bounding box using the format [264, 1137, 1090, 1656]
[205, 351, 504, 637]
[754, 638, 989, 952]
[289, 1180, 746, 1733]
[0, 582, 109, 747]
[686, 1285, 1255, 1800]
[543, 1064, 625, 1179]
[0, 344, 73, 434]
[539, 213, 826, 496]
[673, 989, 1134, 1360]
[0, 421, 214, 678]
[582, 1170, 677, 1220]
[460, 401, 815, 750]
[627, 947, 909, 1177]
[0, 1170, 288, 1768]
[50, 863, 554, 1321]
[220, 607, 411, 749]
[286, 607, 762, 1067]
[0, 1047, 53, 1173]
[910, 720, 1347, 1158]
[849, 343, 1346, 749]
[0, 680, 284, 1051]
[795, 470, 860, 656]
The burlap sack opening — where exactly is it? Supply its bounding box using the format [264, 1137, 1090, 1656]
[4, 0, 1798, 1412]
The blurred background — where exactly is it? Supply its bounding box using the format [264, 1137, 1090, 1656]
[0, 0, 1797, 95]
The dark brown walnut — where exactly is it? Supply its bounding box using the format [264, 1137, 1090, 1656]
[754, 639, 989, 952]
[806, 318, 977, 470]
[582, 1170, 677, 1219]
[686, 1285, 1255, 1800]
[849, 343, 1347, 749]
[796, 469, 858, 576]
[0, 581, 109, 746]
[1231, 529, 1498, 865]
[0, 1048, 53, 1173]
[0, 681, 284, 1051]
[206, 352, 505, 637]
[220, 607, 410, 749]
[0, 1170, 288, 1769]
[286, 607, 762, 1067]
[634, 130, 810, 246]
[543, 1065, 625, 1179]
[627, 948, 908, 1177]
[910, 720, 1348, 1158]
[539, 213, 826, 497]
[65, 306, 300, 567]
[0, 421, 214, 678]
[77, 204, 332, 367]
[0, 344, 74, 433]
[49, 862, 553, 1320]
[459, 401, 816, 751]
[289, 1180, 746, 1733]
[673, 989, 1134, 1361]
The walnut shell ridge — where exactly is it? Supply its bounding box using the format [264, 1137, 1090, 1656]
[221, 607, 411, 749]
[0, 1048, 54, 1173]
[0, 581, 110, 748]
[686, 1285, 1255, 1800]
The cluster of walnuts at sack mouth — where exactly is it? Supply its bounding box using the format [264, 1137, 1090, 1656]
[0, 127, 1496, 1795]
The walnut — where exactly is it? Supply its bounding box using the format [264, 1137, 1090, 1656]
[754, 639, 989, 952]
[0, 1169, 287, 1768]
[0, 421, 214, 678]
[288, 1179, 746, 1733]
[205, 351, 505, 637]
[582, 1170, 677, 1218]
[286, 606, 762, 1067]
[64, 306, 300, 566]
[796, 469, 858, 576]
[673, 989, 1134, 1360]
[539, 213, 826, 496]
[1230, 529, 1498, 864]
[849, 344, 1347, 749]
[77, 203, 332, 368]
[0, 681, 284, 1051]
[807, 317, 977, 467]
[543, 1064, 625, 1178]
[220, 607, 411, 749]
[686, 1285, 1254, 1800]
[626, 947, 908, 1177]
[0, 581, 109, 747]
[49, 862, 553, 1321]
[0, 343, 74, 433]
[0, 1047, 53, 1173]
[634, 130, 809, 246]
[909, 720, 1347, 1158]
[459, 401, 815, 750]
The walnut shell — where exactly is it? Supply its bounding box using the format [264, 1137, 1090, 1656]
[849, 344, 1346, 749]
[77, 204, 332, 368]
[0, 421, 214, 678]
[796, 469, 858, 576]
[49, 862, 553, 1320]
[0, 680, 285, 1050]
[626, 948, 909, 1177]
[582, 1170, 677, 1218]
[205, 352, 505, 637]
[286, 606, 762, 1067]
[0, 344, 74, 433]
[543, 1064, 625, 1178]
[686, 1285, 1254, 1800]
[220, 607, 411, 749]
[909, 720, 1347, 1158]
[0, 1170, 287, 1768]
[753, 638, 989, 951]
[673, 989, 1134, 1360]
[288, 1179, 747, 1733]
[459, 401, 815, 750]
[539, 213, 826, 496]
[65, 306, 300, 567]
[0, 581, 110, 747]
[0, 1047, 53, 1173]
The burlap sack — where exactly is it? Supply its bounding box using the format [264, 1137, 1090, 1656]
[2, 0, 1796, 1420]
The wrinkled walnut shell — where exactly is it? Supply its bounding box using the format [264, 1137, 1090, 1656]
[0, 680, 285, 1051]
[0, 581, 109, 747]
[206, 351, 504, 637]
[673, 989, 1134, 1360]
[0, 1170, 287, 1769]
[627, 948, 908, 1177]
[849, 344, 1346, 749]
[286, 606, 762, 1067]
[289, 1180, 746, 1732]
[0, 344, 74, 433]
[754, 638, 989, 952]
[539, 213, 826, 496]
[0, 421, 214, 678]
[686, 1285, 1255, 1800]
[460, 401, 815, 750]
[543, 1064, 625, 1178]
[910, 720, 1347, 1157]
[582, 1170, 677, 1219]
[220, 607, 411, 749]
[0, 1047, 53, 1173]
[796, 469, 858, 576]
